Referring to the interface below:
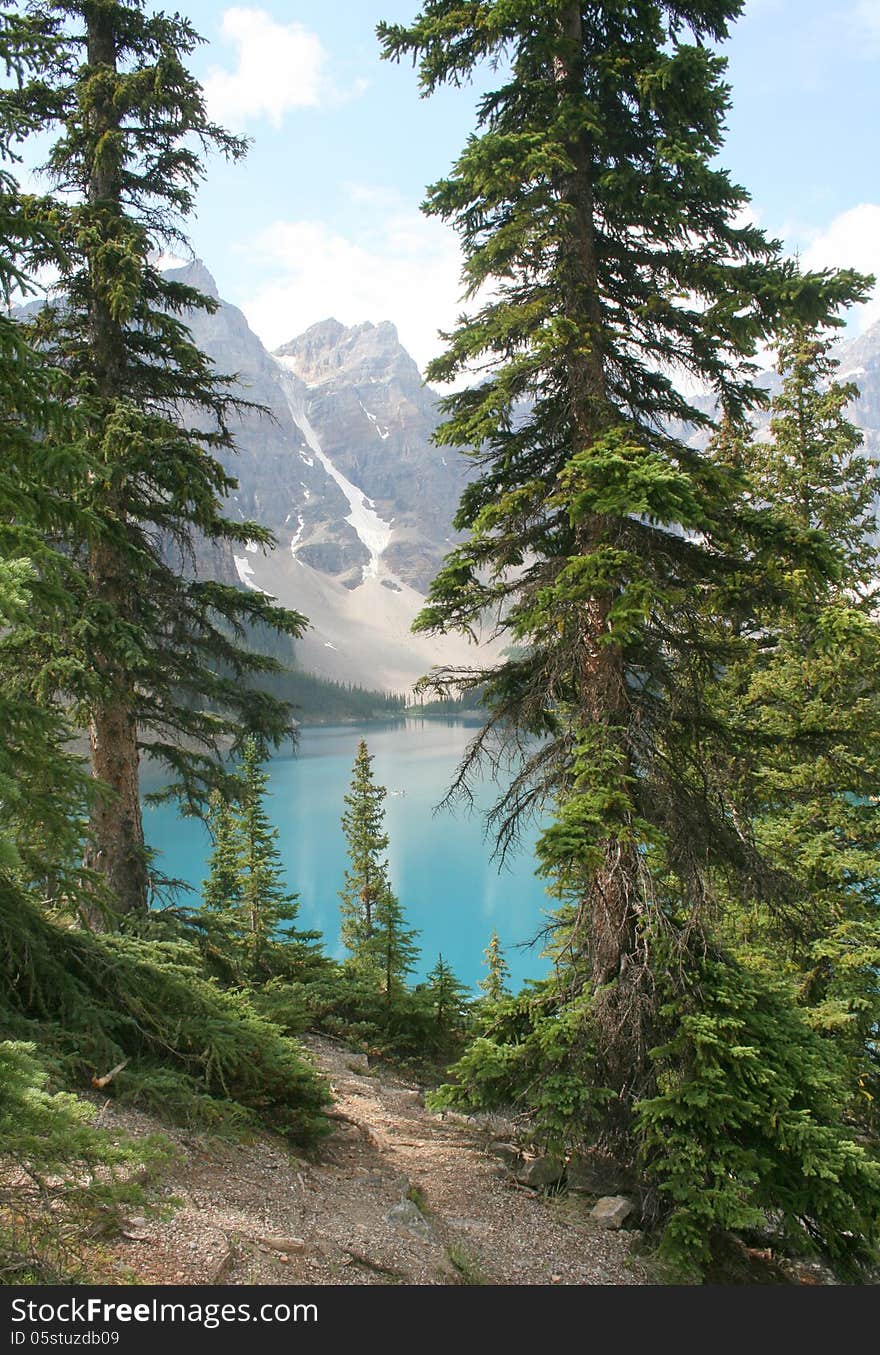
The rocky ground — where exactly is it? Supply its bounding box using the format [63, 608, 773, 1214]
[93, 1034, 648, 1287]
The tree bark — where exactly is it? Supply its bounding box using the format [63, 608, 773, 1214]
[79, 4, 148, 925]
[81, 698, 148, 925]
[554, 3, 648, 1139]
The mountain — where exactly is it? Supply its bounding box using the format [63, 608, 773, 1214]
[24, 260, 880, 691]
[837, 320, 880, 456]
[177, 264, 880, 687]
[163, 261, 482, 692]
[677, 317, 880, 456]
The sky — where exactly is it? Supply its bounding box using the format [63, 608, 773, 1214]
[144, 0, 880, 372]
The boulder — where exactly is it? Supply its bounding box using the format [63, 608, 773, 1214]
[386, 1197, 434, 1243]
[515, 1156, 565, 1189]
[589, 1196, 634, 1230]
[488, 1142, 522, 1169]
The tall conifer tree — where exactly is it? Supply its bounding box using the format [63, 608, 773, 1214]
[479, 930, 510, 1003]
[382, 3, 880, 1271]
[339, 741, 392, 959]
[237, 738, 299, 978]
[716, 330, 880, 1126]
[21, 0, 307, 924]
[381, 0, 869, 1139]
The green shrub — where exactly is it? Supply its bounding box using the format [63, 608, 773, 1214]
[428, 982, 613, 1147]
[0, 1041, 171, 1284]
[637, 950, 880, 1281]
[0, 881, 330, 1146]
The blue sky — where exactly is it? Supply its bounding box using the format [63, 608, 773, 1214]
[157, 1, 880, 370]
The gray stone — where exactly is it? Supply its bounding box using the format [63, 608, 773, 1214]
[589, 1196, 634, 1230]
[515, 1156, 565, 1189]
[488, 1141, 523, 1168]
[386, 1197, 434, 1243]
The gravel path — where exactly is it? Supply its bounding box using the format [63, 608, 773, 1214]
[99, 1035, 647, 1286]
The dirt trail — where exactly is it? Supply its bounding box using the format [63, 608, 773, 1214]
[100, 1035, 647, 1286]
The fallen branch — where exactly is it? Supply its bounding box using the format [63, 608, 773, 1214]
[90, 1060, 129, 1090]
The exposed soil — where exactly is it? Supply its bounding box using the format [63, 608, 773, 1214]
[95, 1034, 648, 1287]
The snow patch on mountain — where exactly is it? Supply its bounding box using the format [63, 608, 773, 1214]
[234, 555, 265, 592]
[276, 360, 393, 581]
[359, 399, 391, 440]
[289, 514, 306, 554]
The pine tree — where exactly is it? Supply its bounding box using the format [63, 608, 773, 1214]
[716, 330, 880, 1126]
[370, 888, 420, 1005]
[744, 328, 878, 587]
[380, 0, 869, 1140]
[424, 954, 469, 1044]
[339, 741, 391, 962]
[19, 0, 308, 924]
[381, 2, 880, 1272]
[198, 788, 245, 978]
[202, 791, 243, 918]
[0, 7, 97, 909]
[478, 930, 510, 1003]
[237, 738, 299, 979]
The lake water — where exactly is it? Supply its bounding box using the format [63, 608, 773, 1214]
[143, 719, 550, 992]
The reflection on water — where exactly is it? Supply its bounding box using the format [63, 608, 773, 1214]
[143, 719, 549, 992]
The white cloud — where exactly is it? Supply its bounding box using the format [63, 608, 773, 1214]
[799, 203, 880, 333]
[203, 8, 328, 128]
[852, 0, 880, 36]
[238, 206, 466, 376]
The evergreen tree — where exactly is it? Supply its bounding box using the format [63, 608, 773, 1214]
[202, 791, 243, 917]
[424, 954, 470, 1048]
[19, 0, 307, 924]
[370, 888, 420, 1005]
[478, 930, 510, 1002]
[381, 1, 879, 1272]
[716, 330, 880, 1127]
[744, 328, 878, 587]
[339, 741, 391, 961]
[237, 738, 299, 979]
[380, 0, 868, 1133]
[0, 6, 96, 910]
[199, 788, 245, 978]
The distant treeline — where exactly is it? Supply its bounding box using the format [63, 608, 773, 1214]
[247, 622, 484, 724]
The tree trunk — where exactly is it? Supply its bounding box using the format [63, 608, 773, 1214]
[81, 700, 148, 926]
[79, 4, 148, 925]
[554, 3, 649, 1142]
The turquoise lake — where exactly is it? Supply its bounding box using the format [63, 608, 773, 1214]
[143, 719, 550, 992]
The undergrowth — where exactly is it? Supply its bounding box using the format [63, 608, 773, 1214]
[0, 1040, 172, 1284]
[1, 881, 330, 1144]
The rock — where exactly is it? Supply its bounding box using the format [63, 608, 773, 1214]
[345, 1054, 369, 1074]
[514, 1156, 565, 1189]
[589, 1196, 634, 1230]
[385, 1197, 434, 1243]
[488, 1142, 522, 1168]
[566, 1150, 634, 1196]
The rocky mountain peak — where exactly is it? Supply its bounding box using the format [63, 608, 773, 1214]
[162, 257, 220, 300]
[275, 317, 421, 391]
[837, 316, 880, 378]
